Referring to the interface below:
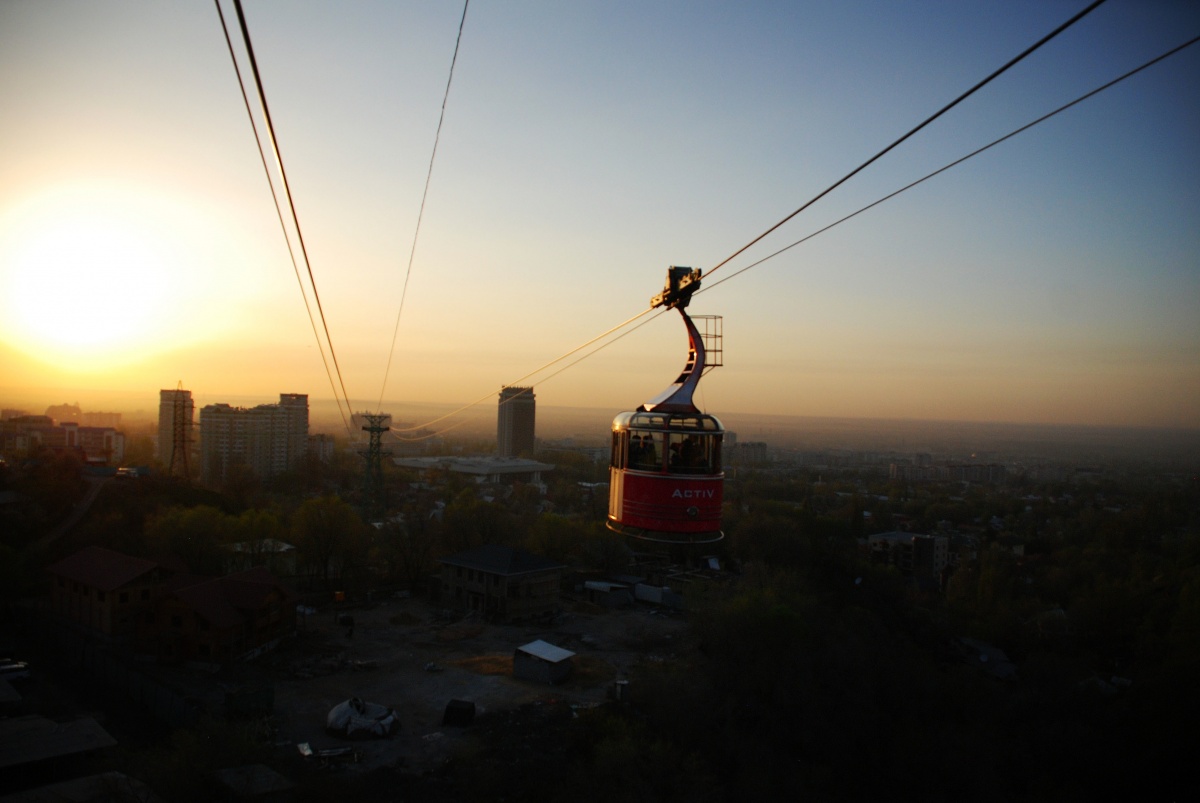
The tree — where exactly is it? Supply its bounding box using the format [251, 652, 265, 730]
[230, 507, 287, 570]
[144, 505, 235, 575]
[291, 495, 367, 590]
[579, 523, 632, 574]
[441, 491, 518, 552]
[372, 507, 439, 591]
[523, 513, 584, 563]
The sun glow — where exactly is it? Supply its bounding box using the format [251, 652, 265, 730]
[1, 185, 212, 370]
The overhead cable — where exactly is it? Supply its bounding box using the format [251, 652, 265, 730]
[212, 0, 350, 433]
[704, 0, 1109, 280]
[227, 0, 356, 429]
[389, 305, 657, 433]
[377, 0, 472, 412]
[700, 33, 1200, 296]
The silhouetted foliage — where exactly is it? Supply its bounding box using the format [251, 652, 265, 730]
[291, 494, 369, 590]
[441, 491, 519, 552]
[144, 504, 233, 575]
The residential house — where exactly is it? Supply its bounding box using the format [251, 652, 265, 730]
[46, 546, 170, 640]
[438, 545, 564, 622]
[47, 546, 295, 664]
[153, 567, 296, 663]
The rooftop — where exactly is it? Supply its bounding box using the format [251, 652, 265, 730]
[46, 546, 158, 592]
[439, 545, 565, 577]
[516, 639, 576, 664]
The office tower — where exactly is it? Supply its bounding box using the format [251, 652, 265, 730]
[158, 387, 194, 476]
[497, 386, 535, 458]
[199, 393, 309, 483]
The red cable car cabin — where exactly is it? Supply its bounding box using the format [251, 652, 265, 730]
[607, 267, 725, 544]
[608, 410, 724, 543]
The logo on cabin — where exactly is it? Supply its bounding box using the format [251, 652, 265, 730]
[672, 489, 715, 499]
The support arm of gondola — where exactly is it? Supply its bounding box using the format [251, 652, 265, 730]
[641, 271, 707, 414]
[649, 266, 702, 310]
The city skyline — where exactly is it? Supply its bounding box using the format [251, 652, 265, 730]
[2, 1, 1198, 432]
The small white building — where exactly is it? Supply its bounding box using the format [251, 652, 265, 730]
[513, 639, 575, 685]
[225, 539, 298, 577]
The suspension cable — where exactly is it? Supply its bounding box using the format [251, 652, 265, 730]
[392, 308, 668, 441]
[377, 0, 471, 413]
[228, 0, 356, 428]
[699, 33, 1200, 297]
[705, 0, 1109, 279]
[389, 305, 657, 433]
[213, 0, 350, 433]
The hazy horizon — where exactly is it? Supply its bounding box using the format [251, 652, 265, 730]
[5, 386, 1198, 470]
[7, 384, 1200, 432]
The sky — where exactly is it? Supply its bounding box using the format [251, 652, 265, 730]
[1, 0, 1198, 432]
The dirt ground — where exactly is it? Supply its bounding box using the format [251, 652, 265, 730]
[260, 596, 689, 775]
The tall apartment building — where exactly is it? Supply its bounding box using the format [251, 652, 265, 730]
[200, 393, 309, 483]
[497, 386, 536, 458]
[157, 387, 194, 472]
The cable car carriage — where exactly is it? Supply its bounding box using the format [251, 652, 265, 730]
[608, 267, 725, 544]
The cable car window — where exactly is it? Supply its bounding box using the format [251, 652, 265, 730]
[668, 432, 719, 474]
[630, 432, 663, 471]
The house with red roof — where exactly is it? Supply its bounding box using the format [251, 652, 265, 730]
[46, 546, 171, 640]
[152, 566, 297, 663]
[47, 546, 296, 664]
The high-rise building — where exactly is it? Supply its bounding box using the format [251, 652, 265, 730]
[497, 386, 535, 458]
[157, 387, 194, 474]
[45, 402, 82, 423]
[278, 393, 310, 467]
[199, 393, 309, 483]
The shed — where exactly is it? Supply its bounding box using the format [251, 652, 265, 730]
[513, 639, 575, 685]
[583, 580, 633, 608]
[634, 584, 684, 609]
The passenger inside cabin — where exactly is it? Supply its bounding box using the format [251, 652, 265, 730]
[671, 434, 708, 472]
[631, 434, 658, 470]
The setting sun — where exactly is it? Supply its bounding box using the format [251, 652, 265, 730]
[0, 186, 178, 365]
[0, 182, 281, 378]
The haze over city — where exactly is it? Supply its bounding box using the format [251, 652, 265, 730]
[2, 1, 1198, 431]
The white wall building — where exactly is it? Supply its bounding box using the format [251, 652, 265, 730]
[200, 393, 309, 483]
